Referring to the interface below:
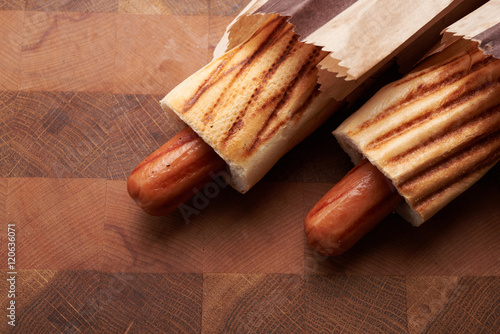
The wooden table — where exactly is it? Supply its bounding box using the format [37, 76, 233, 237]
[1, 1, 499, 333]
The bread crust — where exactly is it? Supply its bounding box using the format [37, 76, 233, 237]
[161, 15, 339, 193]
[334, 40, 500, 226]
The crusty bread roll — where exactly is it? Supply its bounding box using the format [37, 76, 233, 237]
[161, 15, 340, 193]
[334, 39, 500, 226]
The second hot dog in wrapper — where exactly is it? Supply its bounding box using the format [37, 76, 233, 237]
[159, 0, 479, 194]
[333, 0, 500, 226]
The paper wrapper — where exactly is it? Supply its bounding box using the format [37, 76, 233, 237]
[429, 0, 500, 60]
[162, 0, 485, 193]
[214, 0, 480, 101]
[333, 0, 500, 226]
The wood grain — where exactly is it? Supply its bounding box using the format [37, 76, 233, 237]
[113, 14, 209, 95]
[7, 92, 110, 178]
[108, 93, 176, 180]
[401, 167, 500, 276]
[202, 181, 305, 274]
[4, 270, 202, 333]
[6, 178, 106, 270]
[0, 270, 12, 334]
[0, 92, 17, 177]
[304, 182, 410, 275]
[0, 10, 23, 91]
[208, 2, 252, 60]
[1, 0, 248, 14]
[203, 273, 304, 333]
[406, 276, 460, 334]
[208, 15, 234, 59]
[25, 0, 118, 12]
[0, 91, 17, 118]
[20, 12, 117, 92]
[0, 178, 7, 270]
[0, 178, 6, 217]
[10, 270, 101, 333]
[104, 180, 204, 273]
[0, 0, 23, 11]
[407, 276, 500, 333]
[119, 0, 208, 15]
[1, 0, 499, 332]
[306, 275, 408, 333]
[3, 271, 497, 333]
[95, 272, 203, 333]
[210, 0, 249, 16]
[305, 164, 500, 276]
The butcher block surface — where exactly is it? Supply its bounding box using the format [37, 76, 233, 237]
[0, 1, 499, 333]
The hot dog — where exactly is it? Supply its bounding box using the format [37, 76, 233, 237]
[127, 126, 226, 216]
[306, 39, 500, 256]
[305, 159, 402, 256]
[160, 14, 332, 195]
[128, 6, 489, 217]
[128, 15, 334, 214]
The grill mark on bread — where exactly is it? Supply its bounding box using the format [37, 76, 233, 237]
[349, 53, 495, 137]
[202, 17, 294, 133]
[388, 104, 500, 165]
[399, 127, 500, 187]
[291, 83, 321, 119]
[247, 83, 321, 155]
[244, 47, 323, 154]
[266, 47, 322, 120]
[393, 57, 461, 87]
[365, 79, 499, 151]
[412, 133, 500, 213]
[393, 45, 483, 87]
[399, 129, 500, 210]
[181, 59, 228, 114]
[209, 18, 294, 125]
[180, 15, 287, 115]
[223, 29, 299, 142]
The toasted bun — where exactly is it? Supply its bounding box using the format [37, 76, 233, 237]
[161, 15, 339, 193]
[334, 40, 500, 226]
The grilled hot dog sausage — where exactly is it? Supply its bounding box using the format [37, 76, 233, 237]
[127, 127, 226, 216]
[305, 159, 403, 256]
